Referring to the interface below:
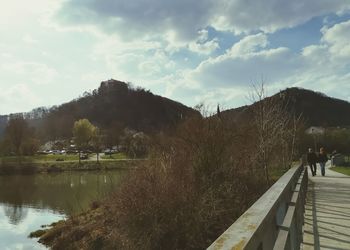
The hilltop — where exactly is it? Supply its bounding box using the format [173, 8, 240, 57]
[221, 87, 350, 127]
[0, 79, 199, 140]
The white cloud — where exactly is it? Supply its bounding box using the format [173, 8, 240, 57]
[96, 48, 177, 86]
[56, 0, 216, 42]
[89, 35, 185, 87]
[321, 20, 350, 58]
[56, 0, 350, 41]
[92, 36, 162, 58]
[188, 39, 219, 55]
[22, 35, 39, 44]
[1, 0, 350, 115]
[187, 29, 219, 55]
[213, 0, 350, 34]
[0, 84, 40, 114]
[186, 34, 301, 88]
[165, 19, 350, 108]
[0, 0, 61, 31]
[0, 61, 57, 86]
[198, 29, 209, 43]
[228, 33, 268, 56]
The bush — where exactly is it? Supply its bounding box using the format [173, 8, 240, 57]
[106, 115, 267, 249]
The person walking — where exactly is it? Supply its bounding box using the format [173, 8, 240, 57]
[318, 147, 329, 176]
[307, 148, 317, 176]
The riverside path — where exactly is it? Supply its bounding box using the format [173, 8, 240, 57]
[302, 162, 350, 249]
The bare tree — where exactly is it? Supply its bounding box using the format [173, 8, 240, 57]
[5, 114, 29, 157]
[282, 113, 303, 169]
[250, 82, 301, 186]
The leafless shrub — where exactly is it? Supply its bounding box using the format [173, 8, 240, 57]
[107, 113, 267, 249]
[249, 82, 302, 186]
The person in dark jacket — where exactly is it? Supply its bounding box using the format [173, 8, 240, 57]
[318, 147, 329, 176]
[307, 148, 317, 176]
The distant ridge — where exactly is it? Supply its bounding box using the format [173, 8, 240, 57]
[221, 87, 350, 127]
[2, 85, 350, 140]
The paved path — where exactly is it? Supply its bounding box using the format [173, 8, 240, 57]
[302, 163, 350, 250]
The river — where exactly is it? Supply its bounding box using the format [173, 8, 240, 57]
[0, 170, 126, 249]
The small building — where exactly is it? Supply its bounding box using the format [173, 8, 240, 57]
[305, 126, 325, 135]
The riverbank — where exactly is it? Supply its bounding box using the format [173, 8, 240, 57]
[0, 169, 126, 249]
[29, 163, 286, 250]
[0, 159, 143, 175]
[33, 204, 114, 249]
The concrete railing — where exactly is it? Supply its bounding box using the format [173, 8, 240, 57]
[207, 164, 308, 250]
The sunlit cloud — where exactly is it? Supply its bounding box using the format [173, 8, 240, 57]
[0, 0, 350, 114]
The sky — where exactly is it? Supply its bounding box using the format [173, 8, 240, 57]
[1, 0, 350, 115]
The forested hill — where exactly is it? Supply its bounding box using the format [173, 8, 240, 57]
[221, 87, 350, 127]
[0, 116, 7, 139]
[0, 79, 199, 140]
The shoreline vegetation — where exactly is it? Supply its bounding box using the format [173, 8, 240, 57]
[30, 167, 289, 250]
[31, 169, 287, 250]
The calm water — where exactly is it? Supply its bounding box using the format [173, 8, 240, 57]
[0, 171, 125, 249]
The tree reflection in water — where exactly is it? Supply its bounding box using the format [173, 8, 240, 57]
[3, 204, 28, 225]
[0, 170, 125, 215]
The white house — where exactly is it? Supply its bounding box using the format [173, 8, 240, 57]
[305, 126, 325, 135]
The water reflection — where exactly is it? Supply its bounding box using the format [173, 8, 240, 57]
[0, 170, 125, 249]
[0, 171, 125, 215]
[3, 204, 28, 225]
[0, 205, 62, 250]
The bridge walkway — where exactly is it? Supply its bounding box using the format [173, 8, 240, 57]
[302, 163, 350, 249]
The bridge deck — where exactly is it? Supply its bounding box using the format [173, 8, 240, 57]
[302, 163, 350, 249]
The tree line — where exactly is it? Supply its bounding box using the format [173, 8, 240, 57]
[0, 79, 197, 159]
[0, 115, 149, 160]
